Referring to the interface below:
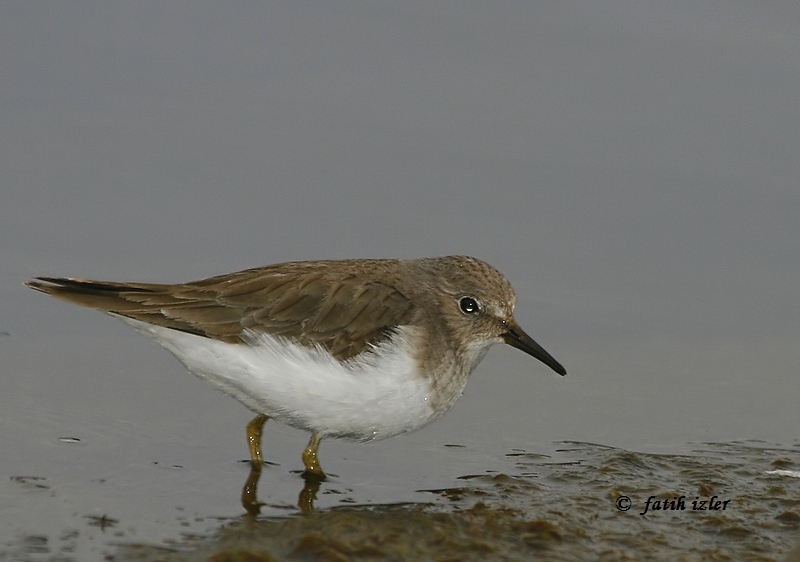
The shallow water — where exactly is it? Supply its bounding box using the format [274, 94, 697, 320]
[4, 436, 799, 561]
[4, 3, 800, 560]
[7, 442, 800, 561]
[3, 296, 799, 561]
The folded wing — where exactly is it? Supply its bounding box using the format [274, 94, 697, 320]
[26, 265, 418, 361]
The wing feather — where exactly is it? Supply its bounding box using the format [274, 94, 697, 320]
[26, 264, 418, 361]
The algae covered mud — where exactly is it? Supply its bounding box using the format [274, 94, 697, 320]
[6, 441, 798, 561]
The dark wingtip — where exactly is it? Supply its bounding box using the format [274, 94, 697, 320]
[25, 277, 83, 294]
[25, 277, 155, 295]
[25, 278, 56, 293]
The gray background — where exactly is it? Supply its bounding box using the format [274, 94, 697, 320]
[2, 2, 798, 533]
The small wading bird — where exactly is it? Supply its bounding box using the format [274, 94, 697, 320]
[27, 256, 565, 505]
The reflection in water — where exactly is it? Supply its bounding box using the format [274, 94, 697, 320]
[9, 441, 796, 561]
[217, 441, 800, 561]
[240, 461, 322, 516]
[99, 441, 800, 561]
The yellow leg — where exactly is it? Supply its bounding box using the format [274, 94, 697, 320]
[298, 477, 321, 514]
[246, 414, 268, 464]
[240, 461, 263, 517]
[301, 433, 326, 480]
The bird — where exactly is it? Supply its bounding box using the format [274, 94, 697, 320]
[26, 255, 565, 479]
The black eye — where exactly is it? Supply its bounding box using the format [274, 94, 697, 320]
[459, 296, 480, 315]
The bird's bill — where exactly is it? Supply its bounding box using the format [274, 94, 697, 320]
[501, 320, 566, 376]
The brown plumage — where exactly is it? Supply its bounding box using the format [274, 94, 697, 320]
[26, 256, 566, 490]
[25, 259, 421, 362]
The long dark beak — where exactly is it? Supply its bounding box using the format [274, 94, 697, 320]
[501, 320, 566, 376]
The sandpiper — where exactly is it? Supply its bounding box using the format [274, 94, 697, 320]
[27, 255, 565, 479]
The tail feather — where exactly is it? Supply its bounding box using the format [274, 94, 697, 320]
[25, 276, 239, 341]
[26, 277, 162, 313]
[27, 277, 155, 293]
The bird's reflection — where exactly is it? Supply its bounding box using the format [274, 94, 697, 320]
[240, 461, 323, 516]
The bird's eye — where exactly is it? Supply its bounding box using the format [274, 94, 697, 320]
[459, 296, 480, 315]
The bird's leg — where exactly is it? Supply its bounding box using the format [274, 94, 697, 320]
[246, 414, 269, 464]
[297, 477, 321, 514]
[241, 414, 269, 516]
[241, 462, 263, 517]
[301, 433, 326, 480]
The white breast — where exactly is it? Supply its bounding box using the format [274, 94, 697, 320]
[116, 316, 439, 442]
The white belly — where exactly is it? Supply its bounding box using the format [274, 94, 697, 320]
[116, 316, 439, 442]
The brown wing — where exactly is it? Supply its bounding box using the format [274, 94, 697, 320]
[26, 264, 418, 361]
